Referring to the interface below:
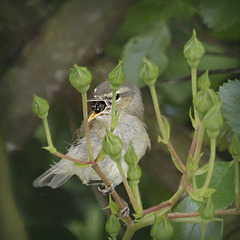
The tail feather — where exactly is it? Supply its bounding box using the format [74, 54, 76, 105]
[33, 166, 72, 189]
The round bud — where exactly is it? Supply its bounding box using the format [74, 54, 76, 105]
[127, 165, 142, 182]
[229, 133, 240, 157]
[183, 29, 205, 68]
[108, 60, 125, 91]
[199, 197, 215, 220]
[69, 64, 92, 93]
[150, 215, 174, 240]
[139, 57, 159, 86]
[105, 213, 121, 237]
[203, 103, 224, 139]
[32, 95, 49, 119]
[102, 128, 123, 162]
[124, 141, 138, 166]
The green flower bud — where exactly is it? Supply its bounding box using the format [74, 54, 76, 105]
[229, 133, 240, 157]
[150, 215, 173, 240]
[199, 197, 215, 220]
[108, 60, 125, 91]
[102, 128, 123, 162]
[198, 69, 210, 90]
[105, 213, 121, 237]
[193, 89, 219, 119]
[32, 95, 49, 119]
[124, 141, 138, 166]
[127, 165, 142, 182]
[139, 57, 159, 86]
[193, 90, 212, 119]
[69, 64, 92, 93]
[203, 103, 224, 139]
[187, 157, 199, 173]
[183, 29, 205, 68]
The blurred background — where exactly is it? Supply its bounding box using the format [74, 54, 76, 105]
[0, 0, 240, 239]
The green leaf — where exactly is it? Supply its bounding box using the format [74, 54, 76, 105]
[196, 162, 236, 210]
[172, 197, 223, 240]
[218, 79, 240, 135]
[199, 0, 240, 31]
[122, 21, 171, 87]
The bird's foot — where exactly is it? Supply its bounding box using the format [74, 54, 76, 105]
[118, 206, 130, 219]
[118, 198, 130, 219]
[98, 183, 116, 195]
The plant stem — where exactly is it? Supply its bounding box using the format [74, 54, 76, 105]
[202, 137, 216, 191]
[191, 66, 200, 125]
[149, 84, 167, 140]
[194, 122, 205, 164]
[81, 92, 94, 163]
[187, 127, 199, 164]
[123, 207, 171, 240]
[201, 222, 207, 240]
[148, 84, 187, 174]
[42, 117, 54, 149]
[143, 184, 186, 215]
[131, 181, 143, 217]
[191, 66, 197, 98]
[116, 162, 138, 213]
[111, 90, 117, 131]
[168, 207, 240, 220]
[234, 156, 240, 209]
[169, 185, 186, 206]
[54, 151, 92, 165]
[91, 164, 133, 225]
[143, 202, 172, 215]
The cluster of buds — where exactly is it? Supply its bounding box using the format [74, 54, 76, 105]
[193, 70, 223, 139]
[124, 141, 142, 183]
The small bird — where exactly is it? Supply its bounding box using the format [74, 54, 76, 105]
[33, 80, 150, 189]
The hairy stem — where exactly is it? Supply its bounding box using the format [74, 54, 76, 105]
[202, 137, 216, 191]
[54, 151, 91, 165]
[116, 162, 138, 213]
[111, 90, 117, 131]
[131, 181, 143, 217]
[201, 222, 207, 240]
[82, 91, 94, 163]
[42, 117, 54, 149]
[194, 123, 205, 164]
[149, 84, 187, 174]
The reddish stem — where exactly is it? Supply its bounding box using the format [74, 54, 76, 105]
[55, 151, 92, 165]
[143, 202, 172, 215]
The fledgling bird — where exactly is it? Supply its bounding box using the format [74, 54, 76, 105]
[33, 80, 150, 189]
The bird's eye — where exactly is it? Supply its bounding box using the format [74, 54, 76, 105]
[116, 93, 120, 101]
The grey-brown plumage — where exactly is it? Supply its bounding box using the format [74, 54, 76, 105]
[33, 80, 150, 189]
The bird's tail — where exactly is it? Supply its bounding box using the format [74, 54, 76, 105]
[33, 165, 72, 189]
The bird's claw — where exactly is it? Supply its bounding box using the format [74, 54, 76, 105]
[118, 206, 130, 219]
[98, 183, 116, 195]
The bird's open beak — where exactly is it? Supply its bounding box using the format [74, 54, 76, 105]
[87, 98, 108, 123]
[88, 111, 99, 122]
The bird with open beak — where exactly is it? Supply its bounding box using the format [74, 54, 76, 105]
[33, 80, 150, 189]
